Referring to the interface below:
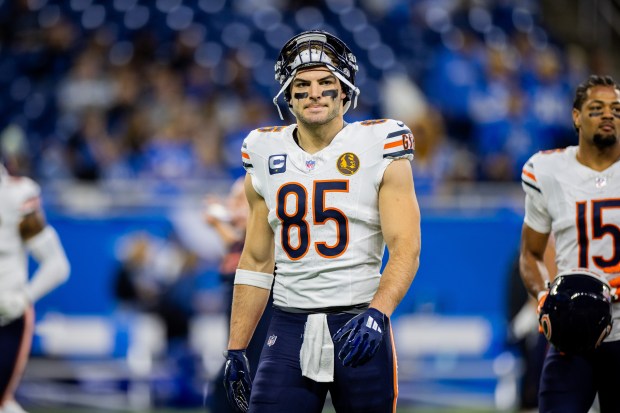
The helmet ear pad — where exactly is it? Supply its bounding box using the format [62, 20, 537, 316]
[540, 271, 613, 354]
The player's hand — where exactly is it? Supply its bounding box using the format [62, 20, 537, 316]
[537, 290, 549, 333]
[223, 349, 252, 412]
[0, 290, 30, 325]
[333, 307, 386, 368]
[609, 276, 620, 301]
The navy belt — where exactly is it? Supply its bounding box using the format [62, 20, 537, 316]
[274, 302, 369, 315]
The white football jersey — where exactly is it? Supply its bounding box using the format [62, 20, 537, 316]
[522, 146, 620, 341]
[242, 119, 414, 309]
[0, 166, 41, 291]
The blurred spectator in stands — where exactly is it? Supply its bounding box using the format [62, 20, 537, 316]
[57, 49, 116, 117]
[184, 61, 216, 102]
[38, 16, 79, 80]
[565, 44, 590, 93]
[65, 109, 120, 181]
[470, 47, 553, 181]
[222, 97, 277, 179]
[203, 177, 273, 412]
[107, 66, 144, 137]
[113, 230, 205, 406]
[522, 46, 574, 150]
[144, 66, 185, 133]
[409, 107, 477, 193]
[0, 0, 614, 189]
[139, 104, 205, 182]
[0, 124, 31, 177]
[423, 19, 485, 148]
[114, 107, 152, 178]
[380, 71, 476, 194]
[113, 232, 161, 313]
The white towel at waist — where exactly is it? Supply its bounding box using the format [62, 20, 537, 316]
[300, 313, 334, 382]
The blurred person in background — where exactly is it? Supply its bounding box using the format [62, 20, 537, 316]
[380, 71, 476, 194]
[113, 230, 205, 406]
[0, 157, 70, 413]
[520, 75, 620, 413]
[203, 177, 272, 412]
[113, 232, 160, 312]
[65, 109, 120, 181]
[223, 30, 420, 412]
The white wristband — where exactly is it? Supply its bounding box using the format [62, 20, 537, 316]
[537, 290, 548, 301]
[234, 269, 274, 290]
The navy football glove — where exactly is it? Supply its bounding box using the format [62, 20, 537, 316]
[333, 307, 387, 368]
[223, 349, 252, 412]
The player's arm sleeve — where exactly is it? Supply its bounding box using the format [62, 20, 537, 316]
[382, 119, 415, 161]
[18, 178, 42, 217]
[25, 225, 71, 302]
[18, 180, 70, 303]
[376, 119, 415, 186]
[241, 134, 264, 197]
[521, 158, 551, 233]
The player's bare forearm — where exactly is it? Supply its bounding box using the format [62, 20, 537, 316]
[228, 284, 270, 349]
[372, 159, 421, 316]
[519, 224, 551, 298]
[371, 242, 419, 316]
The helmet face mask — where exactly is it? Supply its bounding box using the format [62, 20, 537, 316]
[273, 30, 360, 120]
[540, 269, 613, 354]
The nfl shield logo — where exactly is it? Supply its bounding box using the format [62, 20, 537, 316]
[267, 334, 277, 347]
[306, 159, 316, 171]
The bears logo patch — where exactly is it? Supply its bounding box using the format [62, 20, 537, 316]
[337, 152, 360, 176]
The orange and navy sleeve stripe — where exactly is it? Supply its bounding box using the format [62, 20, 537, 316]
[241, 142, 253, 171]
[521, 161, 540, 193]
[383, 128, 414, 159]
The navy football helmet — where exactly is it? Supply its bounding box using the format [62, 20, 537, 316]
[539, 269, 613, 354]
[273, 30, 360, 119]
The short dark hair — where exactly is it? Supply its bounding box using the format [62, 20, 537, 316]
[573, 75, 620, 110]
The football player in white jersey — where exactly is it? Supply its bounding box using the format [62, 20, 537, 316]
[520, 75, 620, 413]
[222, 31, 421, 412]
[0, 161, 70, 413]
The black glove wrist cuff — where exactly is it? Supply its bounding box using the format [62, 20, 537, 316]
[224, 349, 247, 357]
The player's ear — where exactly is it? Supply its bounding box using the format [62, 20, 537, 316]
[572, 108, 581, 130]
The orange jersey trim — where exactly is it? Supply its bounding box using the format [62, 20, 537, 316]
[390, 323, 398, 412]
[384, 141, 402, 150]
[522, 169, 536, 182]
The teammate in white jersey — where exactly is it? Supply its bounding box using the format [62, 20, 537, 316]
[520, 75, 620, 413]
[0, 162, 70, 413]
[222, 30, 421, 412]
